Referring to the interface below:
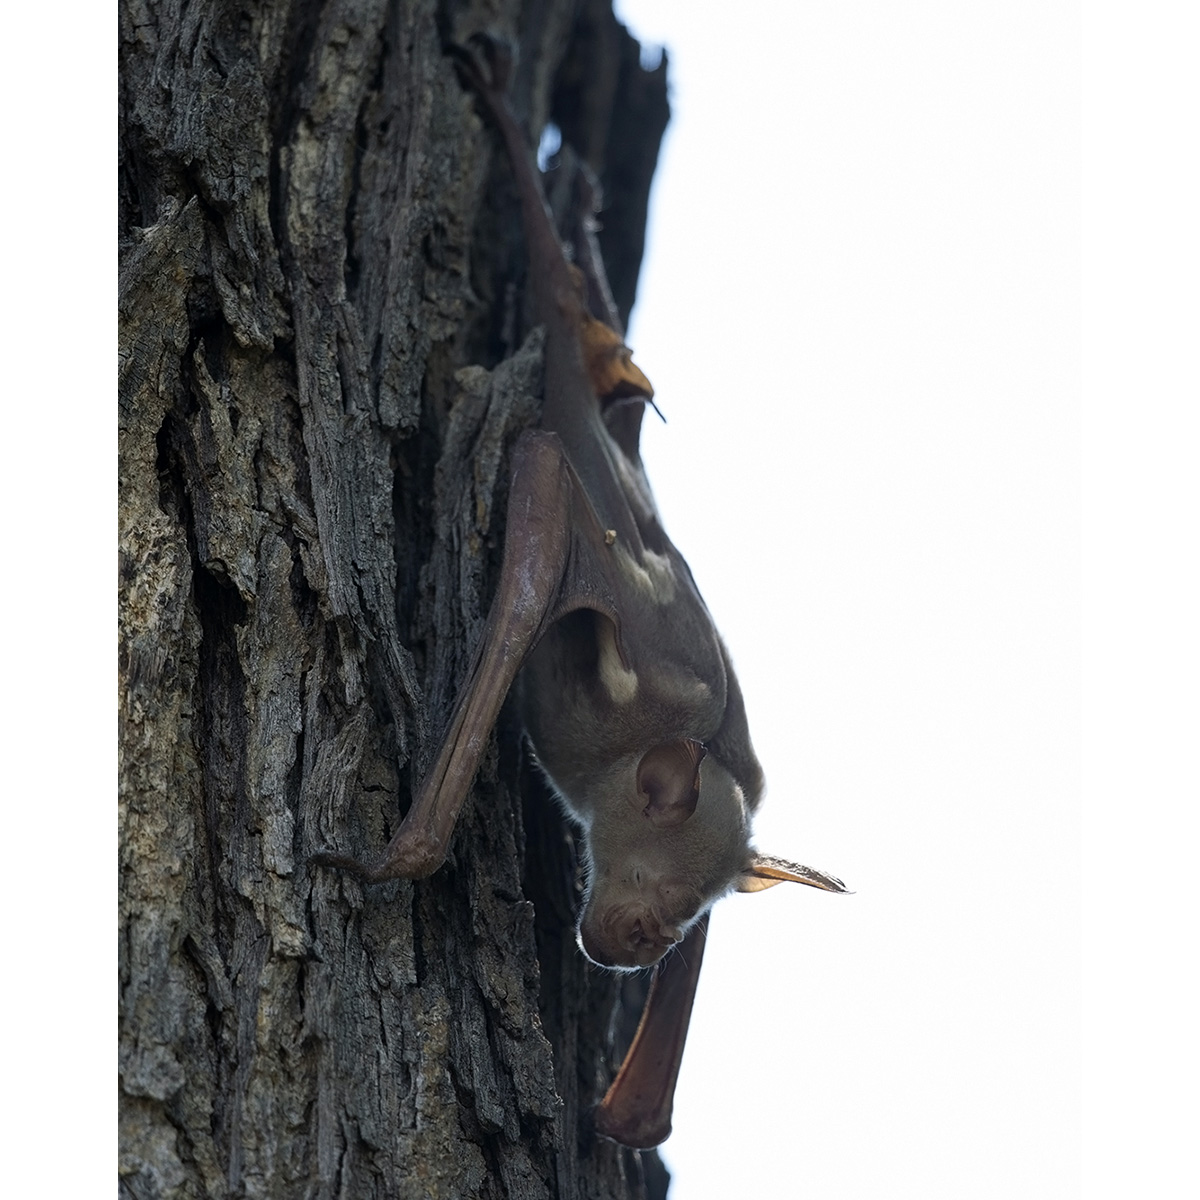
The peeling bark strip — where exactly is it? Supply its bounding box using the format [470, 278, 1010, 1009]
[119, 1, 670, 1197]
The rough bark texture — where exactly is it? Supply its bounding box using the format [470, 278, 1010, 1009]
[118, 1, 670, 1197]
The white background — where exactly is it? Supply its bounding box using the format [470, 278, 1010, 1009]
[3, 3, 1196, 1195]
[607, 2, 1189, 1197]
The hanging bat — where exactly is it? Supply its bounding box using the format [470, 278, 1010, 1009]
[315, 34, 847, 1150]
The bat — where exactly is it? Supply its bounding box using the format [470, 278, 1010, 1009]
[314, 33, 847, 1150]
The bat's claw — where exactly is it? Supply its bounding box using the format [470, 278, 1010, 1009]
[447, 32, 515, 99]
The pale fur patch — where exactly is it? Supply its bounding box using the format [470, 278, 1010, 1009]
[611, 542, 678, 606]
[596, 618, 639, 705]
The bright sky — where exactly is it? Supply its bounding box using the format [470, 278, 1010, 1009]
[608, 2, 1193, 1197]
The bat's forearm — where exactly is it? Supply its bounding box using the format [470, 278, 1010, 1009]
[314, 432, 578, 883]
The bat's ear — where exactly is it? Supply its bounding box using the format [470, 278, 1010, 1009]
[636, 740, 706, 829]
[737, 853, 848, 894]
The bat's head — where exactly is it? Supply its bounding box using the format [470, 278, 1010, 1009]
[574, 738, 851, 970]
[576, 739, 753, 970]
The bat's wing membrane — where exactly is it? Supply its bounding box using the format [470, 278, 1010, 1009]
[594, 913, 710, 1149]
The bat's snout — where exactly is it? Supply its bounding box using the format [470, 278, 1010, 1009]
[579, 910, 682, 970]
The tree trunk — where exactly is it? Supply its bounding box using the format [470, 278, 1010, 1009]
[118, 2, 670, 1196]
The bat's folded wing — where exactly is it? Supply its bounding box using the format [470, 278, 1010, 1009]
[314, 429, 625, 882]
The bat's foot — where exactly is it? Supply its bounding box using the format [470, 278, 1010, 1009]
[447, 32, 515, 100]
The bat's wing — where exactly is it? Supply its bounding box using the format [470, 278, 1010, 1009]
[314, 429, 626, 882]
[594, 913, 710, 1149]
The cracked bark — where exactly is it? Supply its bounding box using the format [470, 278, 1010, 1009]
[118, 1, 671, 1196]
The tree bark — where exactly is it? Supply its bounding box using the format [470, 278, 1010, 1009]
[118, 2, 670, 1197]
